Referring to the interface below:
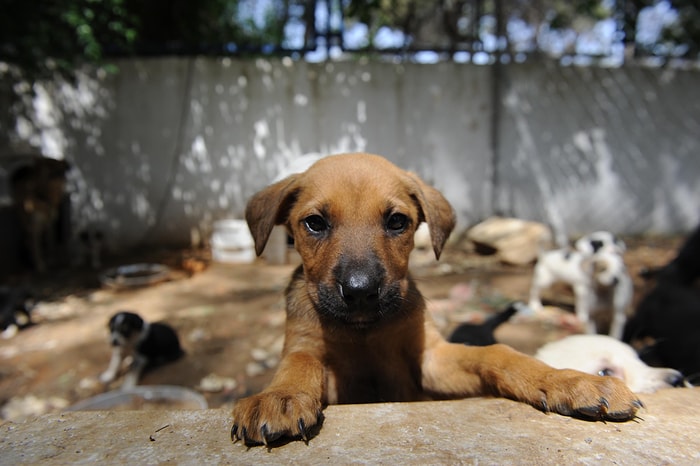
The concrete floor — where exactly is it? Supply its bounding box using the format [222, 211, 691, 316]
[2, 387, 699, 465]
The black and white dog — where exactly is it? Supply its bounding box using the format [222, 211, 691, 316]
[100, 311, 184, 388]
[1, 287, 34, 339]
[529, 231, 632, 339]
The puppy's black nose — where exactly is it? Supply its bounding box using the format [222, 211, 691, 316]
[335, 255, 385, 310]
[338, 271, 380, 307]
[667, 372, 686, 388]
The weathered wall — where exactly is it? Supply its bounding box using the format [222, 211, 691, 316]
[497, 62, 700, 244]
[2, 58, 698, 251]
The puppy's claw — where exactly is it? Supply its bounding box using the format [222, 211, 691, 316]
[298, 418, 308, 443]
[574, 395, 642, 422]
[260, 424, 269, 447]
[230, 424, 238, 443]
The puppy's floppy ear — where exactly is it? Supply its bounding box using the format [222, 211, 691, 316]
[245, 176, 300, 256]
[406, 173, 456, 260]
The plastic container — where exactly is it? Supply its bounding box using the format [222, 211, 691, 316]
[211, 219, 255, 264]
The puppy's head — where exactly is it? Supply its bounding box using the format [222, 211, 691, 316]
[108, 311, 145, 347]
[591, 251, 626, 287]
[246, 153, 456, 327]
[576, 231, 626, 257]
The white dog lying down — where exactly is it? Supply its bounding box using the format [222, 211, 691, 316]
[536, 334, 687, 393]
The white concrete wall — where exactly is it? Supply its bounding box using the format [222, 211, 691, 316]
[3, 58, 699, 251]
[497, 62, 700, 244]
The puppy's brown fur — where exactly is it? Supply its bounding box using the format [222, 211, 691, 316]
[232, 153, 641, 446]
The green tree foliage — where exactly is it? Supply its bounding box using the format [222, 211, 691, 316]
[0, 0, 290, 78]
[122, 0, 290, 53]
[0, 0, 137, 77]
[0, 0, 698, 75]
[346, 0, 700, 58]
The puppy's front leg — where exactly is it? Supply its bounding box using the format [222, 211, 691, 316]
[609, 283, 631, 340]
[99, 347, 123, 384]
[573, 284, 597, 334]
[231, 351, 325, 446]
[527, 281, 544, 313]
[608, 312, 626, 341]
[423, 342, 642, 421]
[122, 354, 147, 389]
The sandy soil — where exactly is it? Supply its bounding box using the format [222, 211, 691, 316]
[0, 234, 682, 421]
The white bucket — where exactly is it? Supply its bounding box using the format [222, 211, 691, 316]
[211, 219, 255, 264]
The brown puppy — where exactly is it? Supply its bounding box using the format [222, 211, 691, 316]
[231, 153, 642, 446]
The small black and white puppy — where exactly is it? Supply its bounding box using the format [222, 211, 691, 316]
[100, 311, 184, 388]
[1, 287, 34, 339]
[529, 248, 632, 339]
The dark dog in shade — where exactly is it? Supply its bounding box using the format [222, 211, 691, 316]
[448, 302, 525, 346]
[624, 224, 700, 384]
[0, 287, 34, 339]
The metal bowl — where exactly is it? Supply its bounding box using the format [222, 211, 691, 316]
[67, 385, 208, 411]
[99, 263, 171, 289]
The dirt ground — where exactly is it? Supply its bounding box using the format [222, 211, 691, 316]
[0, 233, 683, 421]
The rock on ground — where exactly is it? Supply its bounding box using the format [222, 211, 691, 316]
[2, 388, 699, 465]
[467, 217, 553, 265]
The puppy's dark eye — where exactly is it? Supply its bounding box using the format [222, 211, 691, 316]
[303, 215, 329, 234]
[386, 213, 409, 234]
[598, 368, 614, 377]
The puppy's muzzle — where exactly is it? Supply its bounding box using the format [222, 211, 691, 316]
[316, 255, 402, 327]
[667, 372, 687, 388]
[109, 332, 125, 347]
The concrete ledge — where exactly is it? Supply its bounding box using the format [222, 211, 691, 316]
[2, 388, 700, 465]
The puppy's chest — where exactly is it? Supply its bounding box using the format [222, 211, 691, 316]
[324, 347, 423, 404]
[592, 284, 616, 304]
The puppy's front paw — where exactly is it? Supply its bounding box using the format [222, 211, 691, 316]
[543, 369, 643, 421]
[231, 390, 322, 446]
[99, 371, 115, 384]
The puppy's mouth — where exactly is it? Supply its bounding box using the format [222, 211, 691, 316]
[315, 282, 404, 328]
[109, 333, 127, 347]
